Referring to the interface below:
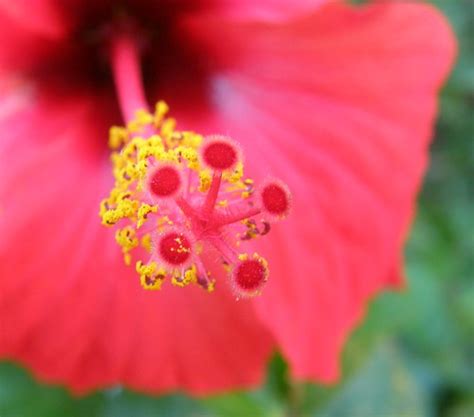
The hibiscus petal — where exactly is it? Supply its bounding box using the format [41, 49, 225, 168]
[208, 0, 327, 21]
[0, 0, 326, 75]
[0, 4, 67, 75]
[0, 0, 68, 37]
[0, 90, 273, 394]
[181, 1, 456, 382]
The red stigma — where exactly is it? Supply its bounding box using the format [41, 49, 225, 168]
[158, 232, 192, 266]
[149, 165, 181, 198]
[233, 257, 268, 296]
[261, 182, 290, 218]
[202, 136, 239, 171]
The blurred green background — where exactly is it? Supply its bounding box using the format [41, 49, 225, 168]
[1, 1, 472, 416]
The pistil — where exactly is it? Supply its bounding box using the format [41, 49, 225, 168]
[101, 30, 291, 297]
[110, 31, 149, 123]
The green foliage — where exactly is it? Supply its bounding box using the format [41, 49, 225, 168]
[0, 1, 472, 416]
[0, 363, 211, 417]
[314, 342, 438, 417]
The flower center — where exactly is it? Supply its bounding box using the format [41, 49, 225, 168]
[100, 32, 291, 296]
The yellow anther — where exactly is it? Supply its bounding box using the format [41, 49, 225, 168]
[223, 162, 243, 184]
[124, 253, 132, 266]
[115, 226, 139, 249]
[259, 255, 269, 268]
[177, 146, 200, 170]
[140, 275, 163, 290]
[99, 199, 110, 217]
[199, 170, 212, 192]
[217, 200, 228, 207]
[225, 179, 250, 194]
[123, 162, 142, 182]
[137, 261, 165, 290]
[137, 204, 158, 228]
[172, 265, 197, 287]
[156, 215, 173, 231]
[137, 141, 165, 161]
[184, 266, 198, 283]
[101, 210, 121, 226]
[252, 253, 268, 267]
[161, 118, 176, 141]
[182, 132, 203, 148]
[237, 252, 267, 270]
[136, 109, 154, 125]
[238, 253, 249, 261]
[115, 226, 139, 265]
[135, 160, 148, 180]
[141, 234, 152, 253]
[109, 126, 129, 150]
[121, 137, 142, 158]
[206, 280, 216, 292]
[117, 199, 139, 218]
[127, 109, 154, 133]
[242, 219, 259, 240]
[154, 100, 169, 127]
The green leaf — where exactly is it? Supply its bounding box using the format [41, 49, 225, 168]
[0, 362, 103, 417]
[314, 342, 437, 417]
[201, 355, 288, 417]
[100, 390, 212, 417]
[0, 362, 213, 417]
[444, 398, 474, 417]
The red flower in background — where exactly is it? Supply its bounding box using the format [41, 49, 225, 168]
[0, 0, 455, 395]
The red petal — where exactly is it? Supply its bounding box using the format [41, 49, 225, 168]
[0, 4, 67, 75]
[181, 2, 456, 382]
[0, 91, 273, 394]
[208, 0, 327, 21]
[0, 0, 67, 37]
[0, 0, 326, 75]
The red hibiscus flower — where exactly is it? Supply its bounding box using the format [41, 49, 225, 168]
[0, 0, 455, 395]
